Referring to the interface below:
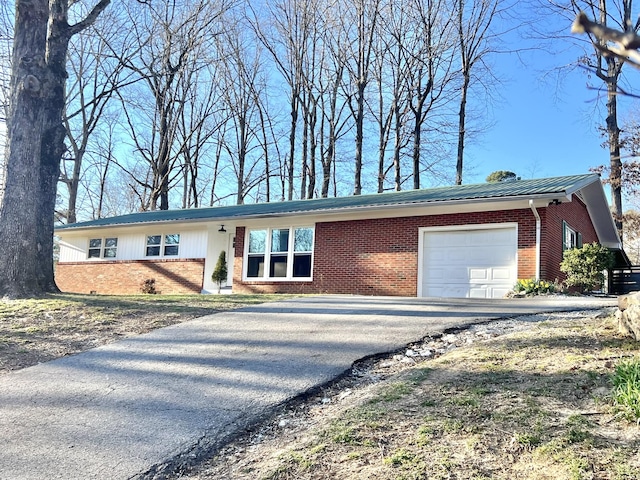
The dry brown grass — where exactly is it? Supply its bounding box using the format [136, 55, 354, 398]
[183, 313, 640, 480]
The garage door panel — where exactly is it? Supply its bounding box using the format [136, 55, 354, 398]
[491, 268, 513, 281]
[423, 267, 469, 282]
[469, 269, 489, 281]
[421, 227, 517, 299]
[425, 284, 472, 298]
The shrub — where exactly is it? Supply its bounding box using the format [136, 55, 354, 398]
[560, 242, 614, 293]
[140, 278, 158, 294]
[513, 278, 556, 295]
[211, 250, 228, 294]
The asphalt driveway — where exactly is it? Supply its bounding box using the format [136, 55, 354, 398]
[0, 295, 616, 479]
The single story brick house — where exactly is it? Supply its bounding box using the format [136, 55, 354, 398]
[55, 174, 625, 298]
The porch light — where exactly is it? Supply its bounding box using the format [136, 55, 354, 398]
[218, 225, 227, 233]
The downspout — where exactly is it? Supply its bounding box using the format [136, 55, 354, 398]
[529, 200, 541, 279]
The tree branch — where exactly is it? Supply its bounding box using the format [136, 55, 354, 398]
[572, 11, 640, 68]
[67, 0, 112, 37]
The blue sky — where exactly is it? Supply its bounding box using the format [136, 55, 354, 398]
[465, 49, 613, 184]
[462, 6, 640, 187]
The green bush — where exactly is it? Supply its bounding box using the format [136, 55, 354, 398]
[513, 278, 556, 295]
[559, 242, 614, 293]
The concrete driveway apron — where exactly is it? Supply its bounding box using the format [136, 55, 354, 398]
[0, 295, 616, 479]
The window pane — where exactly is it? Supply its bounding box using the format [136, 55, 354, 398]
[89, 238, 102, 248]
[293, 253, 312, 277]
[105, 238, 118, 248]
[146, 246, 160, 256]
[271, 229, 289, 253]
[164, 245, 179, 256]
[104, 248, 117, 258]
[247, 255, 265, 277]
[270, 254, 288, 277]
[294, 228, 313, 252]
[147, 235, 161, 246]
[165, 234, 180, 245]
[248, 230, 266, 254]
[88, 249, 101, 258]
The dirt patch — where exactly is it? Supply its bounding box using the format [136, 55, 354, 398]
[178, 310, 640, 480]
[0, 293, 287, 374]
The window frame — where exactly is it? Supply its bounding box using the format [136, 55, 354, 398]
[145, 233, 181, 258]
[87, 237, 118, 259]
[243, 226, 314, 281]
[562, 221, 582, 251]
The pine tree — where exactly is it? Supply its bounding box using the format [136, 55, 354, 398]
[211, 251, 228, 294]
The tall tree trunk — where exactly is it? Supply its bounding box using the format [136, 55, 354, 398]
[394, 102, 402, 191]
[412, 104, 422, 190]
[1, 0, 111, 297]
[300, 105, 308, 199]
[354, 81, 365, 195]
[606, 57, 623, 235]
[287, 93, 298, 200]
[307, 99, 317, 199]
[456, 72, 470, 185]
[0, 2, 62, 297]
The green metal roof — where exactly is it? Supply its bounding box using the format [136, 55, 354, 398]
[56, 174, 600, 231]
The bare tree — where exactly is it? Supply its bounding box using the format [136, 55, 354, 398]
[176, 59, 223, 209]
[0, 0, 112, 298]
[407, 0, 458, 189]
[216, 23, 269, 205]
[317, 7, 350, 198]
[455, 0, 502, 185]
[248, 0, 314, 200]
[334, 0, 384, 195]
[115, 0, 225, 210]
[542, 1, 640, 237]
[59, 7, 131, 223]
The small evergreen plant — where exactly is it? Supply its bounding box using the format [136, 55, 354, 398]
[560, 242, 614, 293]
[211, 250, 228, 294]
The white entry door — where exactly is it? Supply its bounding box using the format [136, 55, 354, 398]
[420, 226, 517, 299]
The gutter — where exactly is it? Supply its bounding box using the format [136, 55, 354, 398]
[529, 200, 541, 279]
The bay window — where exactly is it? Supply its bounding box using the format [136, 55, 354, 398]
[245, 226, 314, 280]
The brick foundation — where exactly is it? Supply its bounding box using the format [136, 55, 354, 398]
[56, 258, 205, 295]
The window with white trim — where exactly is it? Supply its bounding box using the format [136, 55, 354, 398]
[146, 234, 180, 257]
[245, 227, 314, 280]
[88, 237, 118, 259]
[562, 221, 582, 250]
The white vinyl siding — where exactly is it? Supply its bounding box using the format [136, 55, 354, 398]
[58, 229, 208, 262]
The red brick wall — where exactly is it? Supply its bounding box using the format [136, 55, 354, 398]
[540, 198, 598, 282]
[233, 209, 539, 296]
[56, 258, 205, 295]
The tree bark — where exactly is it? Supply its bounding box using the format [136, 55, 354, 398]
[606, 56, 623, 235]
[456, 72, 470, 185]
[0, 0, 110, 298]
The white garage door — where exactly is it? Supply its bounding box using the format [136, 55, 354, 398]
[421, 226, 517, 299]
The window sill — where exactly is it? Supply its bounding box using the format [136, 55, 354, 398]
[242, 277, 313, 283]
